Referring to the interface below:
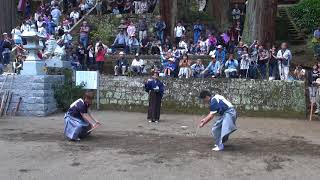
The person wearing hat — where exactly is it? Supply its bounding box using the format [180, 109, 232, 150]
[64, 91, 101, 141]
[201, 55, 221, 78]
[164, 57, 176, 77]
[144, 71, 164, 123]
[131, 53, 145, 75]
[198, 90, 237, 151]
[114, 51, 128, 76]
[215, 45, 227, 64]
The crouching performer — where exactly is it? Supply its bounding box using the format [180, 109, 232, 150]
[198, 90, 237, 151]
[64, 91, 101, 141]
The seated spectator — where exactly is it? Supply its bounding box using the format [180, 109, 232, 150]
[70, 8, 80, 25]
[112, 30, 127, 52]
[150, 40, 161, 55]
[13, 55, 24, 74]
[128, 34, 140, 54]
[191, 59, 205, 78]
[201, 55, 221, 78]
[171, 46, 179, 57]
[140, 36, 151, 55]
[293, 64, 306, 81]
[206, 34, 217, 53]
[114, 51, 128, 76]
[61, 30, 73, 48]
[131, 53, 145, 75]
[224, 54, 239, 78]
[127, 21, 136, 37]
[178, 38, 188, 55]
[70, 52, 82, 71]
[215, 45, 227, 64]
[178, 54, 192, 78]
[163, 58, 176, 77]
[113, 6, 120, 15]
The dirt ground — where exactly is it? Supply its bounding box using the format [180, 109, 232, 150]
[1, 111, 320, 180]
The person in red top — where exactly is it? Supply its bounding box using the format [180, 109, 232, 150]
[95, 42, 107, 74]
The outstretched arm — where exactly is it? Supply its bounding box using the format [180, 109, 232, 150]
[199, 113, 215, 128]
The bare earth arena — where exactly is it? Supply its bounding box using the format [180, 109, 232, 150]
[0, 111, 320, 180]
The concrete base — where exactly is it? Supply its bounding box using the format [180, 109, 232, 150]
[0, 75, 64, 116]
[45, 58, 71, 69]
[20, 61, 46, 75]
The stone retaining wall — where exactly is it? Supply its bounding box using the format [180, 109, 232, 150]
[0, 75, 64, 116]
[99, 76, 307, 118]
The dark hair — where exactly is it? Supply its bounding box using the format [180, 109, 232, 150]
[199, 90, 212, 99]
[83, 91, 94, 99]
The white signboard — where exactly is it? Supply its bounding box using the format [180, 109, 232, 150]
[76, 71, 98, 90]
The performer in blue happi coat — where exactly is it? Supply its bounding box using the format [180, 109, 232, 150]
[198, 90, 237, 151]
[64, 91, 101, 141]
[145, 71, 164, 123]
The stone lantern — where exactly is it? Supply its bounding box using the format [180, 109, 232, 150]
[20, 25, 46, 75]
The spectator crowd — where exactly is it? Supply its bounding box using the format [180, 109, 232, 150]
[0, 1, 302, 82]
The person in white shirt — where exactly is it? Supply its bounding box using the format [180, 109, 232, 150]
[11, 26, 23, 45]
[131, 53, 145, 75]
[70, 9, 80, 25]
[277, 42, 292, 80]
[178, 38, 188, 55]
[174, 22, 186, 44]
[38, 25, 48, 49]
[61, 30, 73, 47]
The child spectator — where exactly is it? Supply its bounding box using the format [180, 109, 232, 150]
[163, 57, 175, 77]
[178, 54, 192, 78]
[191, 59, 205, 78]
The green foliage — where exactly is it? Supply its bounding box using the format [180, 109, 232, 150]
[52, 69, 85, 111]
[87, 15, 121, 44]
[288, 0, 320, 33]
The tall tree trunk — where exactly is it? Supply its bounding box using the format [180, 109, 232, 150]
[207, 0, 230, 31]
[242, 0, 278, 47]
[159, 0, 177, 41]
[0, 0, 17, 34]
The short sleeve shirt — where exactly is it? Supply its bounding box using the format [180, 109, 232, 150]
[67, 99, 89, 119]
[210, 95, 233, 116]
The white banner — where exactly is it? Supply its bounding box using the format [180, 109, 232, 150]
[76, 71, 98, 90]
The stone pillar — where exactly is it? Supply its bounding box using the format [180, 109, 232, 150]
[20, 25, 46, 75]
